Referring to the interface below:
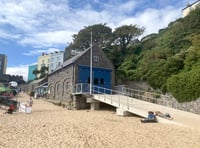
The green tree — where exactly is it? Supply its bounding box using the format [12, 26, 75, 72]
[32, 69, 40, 78]
[71, 23, 112, 51]
[184, 47, 200, 70]
[112, 25, 144, 52]
[39, 66, 49, 78]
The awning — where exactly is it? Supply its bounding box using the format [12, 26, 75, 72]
[35, 82, 48, 89]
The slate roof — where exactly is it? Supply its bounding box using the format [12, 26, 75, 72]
[29, 78, 46, 84]
[50, 47, 90, 75]
[62, 47, 90, 68]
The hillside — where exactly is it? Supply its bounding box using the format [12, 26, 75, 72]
[115, 8, 200, 102]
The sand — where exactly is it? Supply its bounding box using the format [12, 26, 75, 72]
[0, 93, 200, 148]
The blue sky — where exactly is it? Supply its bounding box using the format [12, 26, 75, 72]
[0, 0, 195, 81]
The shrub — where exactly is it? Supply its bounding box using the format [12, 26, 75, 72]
[167, 67, 200, 102]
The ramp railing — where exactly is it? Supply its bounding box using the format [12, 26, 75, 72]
[72, 83, 174, 109]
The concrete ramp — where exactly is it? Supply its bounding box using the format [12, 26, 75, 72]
[93, 94, 200, 128]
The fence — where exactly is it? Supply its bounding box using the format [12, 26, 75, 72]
[72, 83, 175, 109]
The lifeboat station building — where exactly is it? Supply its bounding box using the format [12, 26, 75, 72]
[48, 45, 115, 109]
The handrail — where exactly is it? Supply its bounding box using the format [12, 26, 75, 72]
[72, 83, 174, 109]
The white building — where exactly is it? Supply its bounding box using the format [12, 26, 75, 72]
[183, 0, 200, 17]
[49, 51, 64, 74]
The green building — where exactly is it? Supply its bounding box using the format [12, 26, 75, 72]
[28, 64, 37, 81]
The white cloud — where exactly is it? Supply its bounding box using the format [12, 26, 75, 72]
[0, 0, 196, 42]
[6, 65, 29, 81]
[0, 0, 72, 46]
[0, 0, 137, 48]
[0, 0, 189, 48]
[118, 1, 138, 13]
[0, 30, 21, 40]
[19, 30, 74, 48]
[118, 6, 182, 36]
[0, 0, 45, 32]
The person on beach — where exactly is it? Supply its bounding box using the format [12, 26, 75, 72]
[141, 111, 157, 123]
[5, 104, 15, 114]
[155, 111, 173, 120]
[147, 111, 156, 120]
[29, 91, 34, 100]
[27, 97, 33, 107]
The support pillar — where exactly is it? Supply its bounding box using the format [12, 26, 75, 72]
[116, 108, 131, 116]
[87, 98, 100, 110]
[73, 95, 79, 109]
[90, 102, 100, 110]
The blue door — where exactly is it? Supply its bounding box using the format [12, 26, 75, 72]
[78, 65, 112, 94]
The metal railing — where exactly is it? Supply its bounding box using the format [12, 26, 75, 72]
[72, 83, 126, 95]
[121, 87, 171, 105]
[72, 83, 174, 109]
[72, 83, 90, 94]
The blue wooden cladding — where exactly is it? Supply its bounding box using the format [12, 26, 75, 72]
[78, 65, 112, 93]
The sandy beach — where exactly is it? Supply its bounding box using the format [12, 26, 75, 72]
[1, 93, 200, 148]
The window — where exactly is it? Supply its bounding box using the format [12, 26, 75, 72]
[87, 77, 90, 83]
[58, 62, 61, 67]
[94, 78, 99, 85]
[100, 78, 104, 85]
[66, 82, 69, 90]
[93, 56, 99, 62]
[57, 84, 60, 94]
[50, 87, 53, 94]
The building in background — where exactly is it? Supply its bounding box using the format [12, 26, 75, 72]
[28, 64, 37, 81]
[0, 54, 7, 76]
[183, 0, 200, 17]
[38, 53, 50, 70]
[49, 51, 64, 74]
[37, 53, 50, 77]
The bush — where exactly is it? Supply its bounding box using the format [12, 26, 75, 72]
[167, 67, 200, 102]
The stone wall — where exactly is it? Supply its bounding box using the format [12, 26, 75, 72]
[73, 95, 90, 109]
[158, 95, 200, 114]
[48, 63, 92, 109]
[47, 94, 90, 110]
[116, 79, 151, 91]
[48, 65, 74, 101]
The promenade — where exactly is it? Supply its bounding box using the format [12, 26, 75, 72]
[0, 93, 200, 148]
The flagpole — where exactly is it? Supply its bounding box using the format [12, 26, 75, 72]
[90, 32, 93, 95]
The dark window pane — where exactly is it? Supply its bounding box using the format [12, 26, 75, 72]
[100, 78, 104, 85]
[94, 78, 98, 85]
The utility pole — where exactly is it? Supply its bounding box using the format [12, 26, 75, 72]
[90, 32, 93, 95]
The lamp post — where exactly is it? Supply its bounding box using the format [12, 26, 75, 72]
[90, 32, 93, 95]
